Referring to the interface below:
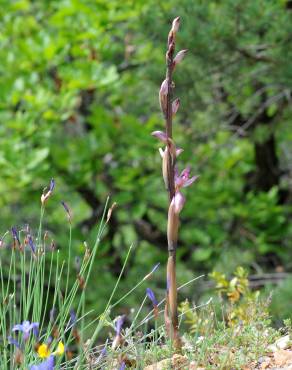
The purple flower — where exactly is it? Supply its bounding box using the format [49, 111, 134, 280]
[27, 235, 36, 254]
[175, 167, 199, 190]
[11, 227, 21, 245]
[12, 321, 39, 341]
[119, 362, 126, 370]
[30, 355, 55, 370]
[146, 288, 158, 307]
[115, 315, 125, 336]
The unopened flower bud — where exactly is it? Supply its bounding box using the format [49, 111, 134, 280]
[171, 17, 180, 34]
[159, 79, 168, 115]
[172, 98, 180, 116]
[173, 49, 188, 67]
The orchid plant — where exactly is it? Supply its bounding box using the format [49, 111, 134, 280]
[152, 17, 198, 349]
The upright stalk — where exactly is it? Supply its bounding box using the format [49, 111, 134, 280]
[152, 17, 197, 351]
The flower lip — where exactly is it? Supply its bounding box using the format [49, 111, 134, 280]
[175, 166, 199, 189]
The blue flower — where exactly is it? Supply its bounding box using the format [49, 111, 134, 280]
[30, 355, 55, 370]
[146, 288, 158, 307]
[12, 321, 39, 341]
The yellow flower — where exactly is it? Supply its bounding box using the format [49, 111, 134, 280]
[53, 341, 65, 356]
[38, 343, 51, 358]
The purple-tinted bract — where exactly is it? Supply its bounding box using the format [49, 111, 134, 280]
[30, 355, 55, 370]
[12, 321, 39, 341]
[146, 288, 158, 306]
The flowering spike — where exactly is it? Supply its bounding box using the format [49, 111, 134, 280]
[173, 49, 188, 67]
[172, 98, 180, 116]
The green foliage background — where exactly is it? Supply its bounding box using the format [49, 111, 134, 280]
[0, 0, 291, 319]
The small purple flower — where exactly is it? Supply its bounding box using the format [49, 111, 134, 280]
[27, 235, 36, 254]
[119, 362, 126, 370]
[175, 166, 199, 190]
[146, 288, 158, 307]
[115, 315, 125, 336]
[12, 321, 39, 341]
[11, 227, 21, 245]
[30, 355, 55, 370]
